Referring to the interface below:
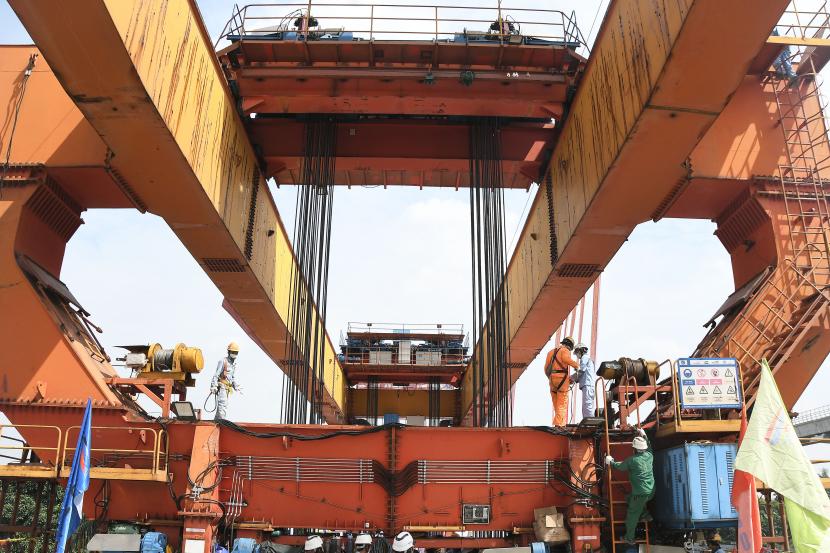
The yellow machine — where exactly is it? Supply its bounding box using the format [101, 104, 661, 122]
[119, 343, 204, 386]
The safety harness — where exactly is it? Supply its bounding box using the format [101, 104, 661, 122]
[545, 346, 570, 392]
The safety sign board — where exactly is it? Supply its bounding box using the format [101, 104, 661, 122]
[677, 358, 742, 409]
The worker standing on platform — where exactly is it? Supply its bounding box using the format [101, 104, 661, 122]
[545, 336, 579, 427]
[571, 342, 596, 418]
[353, 534, 372, 553]
[392, 532, 414, 553]
[709, 534, 725, 553]
[304, 536, 324, 553]
[210, 342, 241, 419]
[259, 531, 281, 553]
[605, 427, 654, 548]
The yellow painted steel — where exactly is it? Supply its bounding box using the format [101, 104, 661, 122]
[767, 35, 830, 47]
[349, 388, 456, 418]
[459, 0, 788, 419]
[460, 0, 693, 418]
[8, 0, 347, 419]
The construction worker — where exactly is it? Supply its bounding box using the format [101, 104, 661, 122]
[544, 336, 578, 427]
[605, 427, 654, 548]
[210, 341, 241, 420]
[353, 534, 372, 553]
[304, 536, 324, 553]
[391, 532, 414, 553]
[571, 342, 596, 418]
[709, 534, 725, 553]
[259, 531, 281, 553]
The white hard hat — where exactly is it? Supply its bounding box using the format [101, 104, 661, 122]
[304, 536, 324, 551]
[392, 532, 413, 552]
[632, 436, 648, 451]
[575, 342, 588, 352]
[355, 534, 372, 547]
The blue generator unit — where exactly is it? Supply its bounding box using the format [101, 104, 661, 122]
[653, 442, 738, 529]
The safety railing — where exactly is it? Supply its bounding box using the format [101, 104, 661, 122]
[794, 403, 830, 425]
[775, 0, 830, 43]
[61, 426, 169, 481]
[0, 424, 62, 478]
[346, 322, 465, 337]
[218, 2, 587, 54]
[339, 347, 468, 366]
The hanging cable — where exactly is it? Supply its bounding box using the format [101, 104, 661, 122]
[428, 376, 440, 426]
[282, 116, 336, 424]
[469, 118, 511, 427]
[0, 53, 37, 199]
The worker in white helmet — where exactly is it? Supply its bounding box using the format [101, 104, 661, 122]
[304, 536, 324, 553]
[391, 532, 414, 553]
[605, 427, 654, 547]
[353, 533, 372, 553]
[570, 342, 596, 419]
[210, 341, 241, 419]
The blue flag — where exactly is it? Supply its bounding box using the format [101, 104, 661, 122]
[55, 399, 92, 553]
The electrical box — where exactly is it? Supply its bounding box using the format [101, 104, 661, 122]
[369, 350, 392, 364]
[398, 341, 411, 364]
[462, 504, 491, 524]
[654, 443, 738, 529]
[415, 350, 442, 366]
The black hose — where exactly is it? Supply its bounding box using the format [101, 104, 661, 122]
[216, 418, 402, 440]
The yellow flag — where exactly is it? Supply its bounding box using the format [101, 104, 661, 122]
[733, 360, 830, 552]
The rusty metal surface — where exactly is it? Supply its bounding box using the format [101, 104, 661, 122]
[461, 0, 791, 417]
[6, 0, 347, 420]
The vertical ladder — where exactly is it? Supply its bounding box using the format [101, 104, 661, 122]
[602, 415, 651, 551]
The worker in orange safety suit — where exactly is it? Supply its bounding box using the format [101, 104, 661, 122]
[544, 336, 579, 427]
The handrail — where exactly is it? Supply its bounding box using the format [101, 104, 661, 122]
[217, 1, 588, 54]
[0, 424, 62, 476]
[61, 426, 166, 476]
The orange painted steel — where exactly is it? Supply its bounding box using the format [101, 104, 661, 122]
[2, 0, 830, 551]
[459, 0, 792, 420]
[249, 119, 554, 189]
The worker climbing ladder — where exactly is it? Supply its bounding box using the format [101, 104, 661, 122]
[599, 384, 651, 552]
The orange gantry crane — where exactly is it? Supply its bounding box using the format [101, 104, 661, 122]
[2, 0, 830, 552]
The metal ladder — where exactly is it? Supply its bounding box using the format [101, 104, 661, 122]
[601, 384, 651, 552]
[694, 31, 830, 398]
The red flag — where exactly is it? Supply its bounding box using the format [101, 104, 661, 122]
[732, 404, 762, 553]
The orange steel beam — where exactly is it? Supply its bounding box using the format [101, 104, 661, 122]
[220, 32, 583, 119]
[0, 405, 585, 552]
[7, 0, 347, 421]
[0, 175, 122, 407]
[250, 119, 553, 188]
[459, 0, 790, 420]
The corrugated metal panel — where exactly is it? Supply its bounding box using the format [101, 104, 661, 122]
[655, 443, 738, 529]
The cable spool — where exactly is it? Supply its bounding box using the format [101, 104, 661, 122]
[144, 343, 204, 373]
[598, 357, 660, 386]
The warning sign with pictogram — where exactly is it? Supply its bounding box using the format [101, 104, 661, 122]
[677, 358, 742, 409]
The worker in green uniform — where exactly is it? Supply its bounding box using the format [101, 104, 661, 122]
[605, 427, 654, 548]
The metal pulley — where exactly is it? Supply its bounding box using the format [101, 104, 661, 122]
[598, 357, 660, 386]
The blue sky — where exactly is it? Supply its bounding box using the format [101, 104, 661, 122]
[2, 1, 828, 442]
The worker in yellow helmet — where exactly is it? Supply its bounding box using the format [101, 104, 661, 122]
[210, 341, 242, 419]
[544, 336, 579, 427]
[709, 533, 724, 553]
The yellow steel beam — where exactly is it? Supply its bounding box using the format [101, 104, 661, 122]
[767, 35, 830, 48]
[349, 388, 457, 418]
[461, 0, 789, 420]
[8, 0, 346, 421]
